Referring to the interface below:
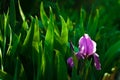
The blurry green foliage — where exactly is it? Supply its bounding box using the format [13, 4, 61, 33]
[0, 0, 120, 80]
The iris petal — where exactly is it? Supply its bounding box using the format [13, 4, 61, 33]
[85, 35, 94, 55]
[79, 34, 96, 56]
[79, 36, 87, 56]
[67, 57, 74, 68]
[76, 52, 84, 60]
[91, 40, 96, 53]
[93, 53, 101, 70]
[75, 33, 101, 70]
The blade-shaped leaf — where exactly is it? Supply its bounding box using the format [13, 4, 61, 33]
[36, 41, 43, 80]
[92, 9, 99, 37]
[18, 0, 25, 21]
[79, 8, 85, 36]
[6, 25, 12, 55]
[44, 9, 54, 53]
[60, 16, 68, 53]
[67, 18, 73, 31]
[60, 16, 68, 44]
[3, 13, 9, 57]
[88, 9, 99, 38]
[44, 7, 54, 80]
[40, 2, 48, 29]
[32, 17, 40, 80]
[10, 34, 21, 56]
[32, 16, 40, 52]
[20, 17, 35, 80]
[23, 17, 35, 47]
[18, 0, 28, 31]
[0, 48, 3, 71]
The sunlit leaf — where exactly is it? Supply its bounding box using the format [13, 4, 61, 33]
[3, 13, 9, 57]
[23, 17, 35, 47]
[60, 16, 68, 53]
[44, 7, 54, 53]
[18, 0, 25, 21]
[32, 16, 40, 52]
[40, 2, 48, 29]
[67, 18, 73, 31]
[44, 7, 54, 80]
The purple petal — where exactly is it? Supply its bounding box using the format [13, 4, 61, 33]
[79, 34, 96, 56]
[76, 52, 84, 60]
[84, 34, 96, 55]
[93, 53, 101, 70]
[79, 35, 87, 56]
[67, 57, 74, 68]
[91, 40, 96, 53]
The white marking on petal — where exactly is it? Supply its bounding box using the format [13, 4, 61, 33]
[84, 34, 89, 39]
[81, 46, 84, 52]
[94, 53, 99, 57]
[79, 36, 83, 43]
[80, 46, 85, 53]
[92, 40, 96, 53]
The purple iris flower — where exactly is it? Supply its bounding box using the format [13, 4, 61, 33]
[67, 57, 74, 68]
[76, 34, 101, 70]
[67, 34, 101, 70]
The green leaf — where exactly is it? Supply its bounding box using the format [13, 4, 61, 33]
[60, 16, 68, 44]
[20, 17, 36, 80]
[6, 25, 20, 56]
[60, 16, 68, 53]
[0, 28, 3, 43]
[10, 34, 21, 56]
[32, 17, 40, 52]
[92, 9, 99, 37]
[13, 57, 20, 80]
[32, 17, 40, 80]
[71, 68, 79, 80]
[18, 0, 25, 21]
[40, 2, 48, 29]
[79, 8, 85, 36]
[88, 9, 99, 38]
[44, 9, 54, 53]
[3, 13, 9, 57]
[6, 25, 12, 55]
[23, 17, 35, 47]
[36, 41, 43, 80]
[22, 21, 29, 31]
[55, 50, 68, 80]
[0, 48, 3, 71]
[87, 11, 92, 34]
[40, 47, 46, 79]
[67, 18, 73, 31]
[43, 8, 54, 80]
